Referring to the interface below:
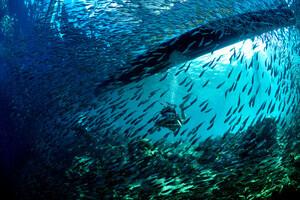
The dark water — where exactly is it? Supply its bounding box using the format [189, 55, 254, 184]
[0, 0, 300, 199]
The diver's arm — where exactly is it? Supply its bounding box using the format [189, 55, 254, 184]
[179, 104, 186, 123]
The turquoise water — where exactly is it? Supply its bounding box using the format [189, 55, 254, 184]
[75, 29, 299, 144]
[0, 0, 299, 199]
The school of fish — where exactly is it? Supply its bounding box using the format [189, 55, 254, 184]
[1, 0, 300, 199]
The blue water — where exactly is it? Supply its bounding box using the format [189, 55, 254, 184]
[0, 0, 299, 199]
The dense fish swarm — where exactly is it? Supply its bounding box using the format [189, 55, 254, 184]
[0, 0, 299, 199]
[13, 114, 300, 199]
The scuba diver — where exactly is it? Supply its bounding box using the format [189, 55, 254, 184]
[154, 103, 186, 135]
